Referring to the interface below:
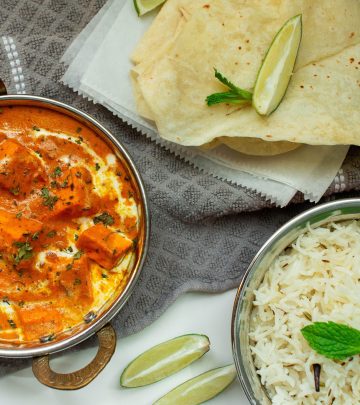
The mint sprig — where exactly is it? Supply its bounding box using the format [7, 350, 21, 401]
[301, 322, 360, 360]
[206, 69, 252, 106]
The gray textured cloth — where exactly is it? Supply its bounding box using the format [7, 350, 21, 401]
[0, 0, 360, 374]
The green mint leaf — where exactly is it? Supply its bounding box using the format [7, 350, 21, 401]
[206, 92, 252, 106]
[214, 69, 252, 99]
[301, 321, 360, 360]
[206, 69, 252, 106]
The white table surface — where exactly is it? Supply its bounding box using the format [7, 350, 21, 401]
[0, 290, 250, 405]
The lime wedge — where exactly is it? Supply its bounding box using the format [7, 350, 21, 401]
[134, 0, 166, 16]
[253, 14, 302, 116]
[153, 364, 237, 405]
[120, 334, 210, 387]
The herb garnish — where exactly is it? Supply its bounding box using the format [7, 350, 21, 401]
[47, 230, 56, 238]
[206, 69, 253, 106]
[93, 212, 114, 226]
[16, 212, 22, 219]
[8, 319, 16, 329]
[32, 231, 40, 240]
[301, 321, 360, 360]
[73, 250, 83, 260]
[10, 186, 20, 196]
[32, 126, 40, 132]
[95, 162, 101, 171]
[41, 187, 58, 210]
[13, 241, 33, 264]
[51, 166, 62, 178]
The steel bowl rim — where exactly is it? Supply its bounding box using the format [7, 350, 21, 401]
[0, 94, 150, 358]
[231, 197, 360, 403]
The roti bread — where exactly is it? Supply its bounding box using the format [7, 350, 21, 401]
[131, 0, 360, 154]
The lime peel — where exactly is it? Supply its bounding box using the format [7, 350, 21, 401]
[134, 0, 166, 16]
[153, 364, 237, 405]
[120, 334, 210, 388]
[253, 14, 302, 116]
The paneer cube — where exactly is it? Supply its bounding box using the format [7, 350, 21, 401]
[16, 306, 63, 341]
[47, 255, 93, 304]
[51, 167, 94, 218]
[0, 138, 45, 197]
[77, 223, 133, 269]
[0, 208, 42, 247]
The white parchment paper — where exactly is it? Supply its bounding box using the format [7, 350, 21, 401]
[62, 0, 349, 206]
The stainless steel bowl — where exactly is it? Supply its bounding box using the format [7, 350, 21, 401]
[0, 87, 150, 389]
[231, 198, 360, 404]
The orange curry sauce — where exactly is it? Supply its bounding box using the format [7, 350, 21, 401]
[0, 106, 139, 345]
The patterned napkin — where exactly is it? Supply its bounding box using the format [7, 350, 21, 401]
[0, 0, 360, 376]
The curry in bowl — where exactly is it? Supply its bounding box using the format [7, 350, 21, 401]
[0, 105, 140, 346]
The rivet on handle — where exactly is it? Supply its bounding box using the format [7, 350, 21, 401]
[32, 324, 116, 390]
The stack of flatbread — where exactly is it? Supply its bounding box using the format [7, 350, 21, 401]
[131, 0, 360, 156]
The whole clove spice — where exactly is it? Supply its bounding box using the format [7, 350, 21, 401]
[312, 363, 321, 392]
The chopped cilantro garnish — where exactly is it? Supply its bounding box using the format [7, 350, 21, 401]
[51, 166, 62, 178]
[41, 187, 58, 210]
[47, 230, 56, 238]
[61, 179, 69, 188]
[93, 212, 114, 226]
[32, 231, 40, 240]
[13, 241, 33, 264]
[95, 163, 100, 171]
[15, 212, 22, 219]
[8, 319, 16, 328]
[10, 186, 20, 196]
[73, 250, 83, 260]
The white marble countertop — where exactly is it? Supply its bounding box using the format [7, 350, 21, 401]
[0, 290, 250, 405]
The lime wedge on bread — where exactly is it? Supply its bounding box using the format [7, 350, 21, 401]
[134, 0, 166, 16]
[253, 14, 302, 116]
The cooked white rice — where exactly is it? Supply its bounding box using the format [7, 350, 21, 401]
[249, 220, 360, 405]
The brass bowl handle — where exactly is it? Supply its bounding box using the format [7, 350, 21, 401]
[0, 79, 8, 95]
[32, 324, 116, 390]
